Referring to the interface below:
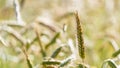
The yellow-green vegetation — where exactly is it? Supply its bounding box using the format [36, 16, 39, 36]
[0, 0, 120, 68]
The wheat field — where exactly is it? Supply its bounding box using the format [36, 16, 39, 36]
[0, 0, 120, 68]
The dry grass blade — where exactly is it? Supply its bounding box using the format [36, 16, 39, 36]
[45, 32, 60, 49]
[108, 39, 120, 59]
[59, 58, 71, 67]
[0, 36, 9, 46]
[22, 47, 33, 68]
[0, 26, 26, 45]
[37, 21, 57, 32]
[13, 0, 25, 25]
[56, 12, 74, 21]
[19, 23, 34, 35]
[51, 46, 62, 58]
[74, 11, 85, 60]
[36, 18, 61, 32]
[68, 39, 77, 59]
[35, 26, 46, 57]
[0, 20, 25, 27]
[109, 39, 119, 51]
[29, 36, 38, 45]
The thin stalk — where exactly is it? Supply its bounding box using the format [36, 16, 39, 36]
[22, 47, 33, 68]
[13, 0, 25, 25]
[35, 27, 46, 57]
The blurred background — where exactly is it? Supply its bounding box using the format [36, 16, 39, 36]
[0, 0, 120, 68]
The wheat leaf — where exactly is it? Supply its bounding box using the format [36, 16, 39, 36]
[59, 58, 71, 67]
[102, 59, 117, 68]
[45, 32, 60, 49]
[112, 49, 120, 58]
[42, 60, 61, 65]
[51, 46, 62, 58]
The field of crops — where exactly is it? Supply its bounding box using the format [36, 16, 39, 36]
[0, 0, 120, 68]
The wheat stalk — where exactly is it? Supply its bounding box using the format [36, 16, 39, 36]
[34, 23, 46, 57]
[22, 47, 33, 68]
[74, 11, 85, 61]
[13, 0, 25, 25]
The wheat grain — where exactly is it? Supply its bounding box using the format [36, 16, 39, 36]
[74, 11, 85, 60]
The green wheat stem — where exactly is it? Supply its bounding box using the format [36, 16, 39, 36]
[22, 47, 33, 68]
[74, 11, 85, 60]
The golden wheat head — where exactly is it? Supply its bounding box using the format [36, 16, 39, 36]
[74, 11, 85, 60]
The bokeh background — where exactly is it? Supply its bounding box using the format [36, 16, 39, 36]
[0, 0, 120, 68]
